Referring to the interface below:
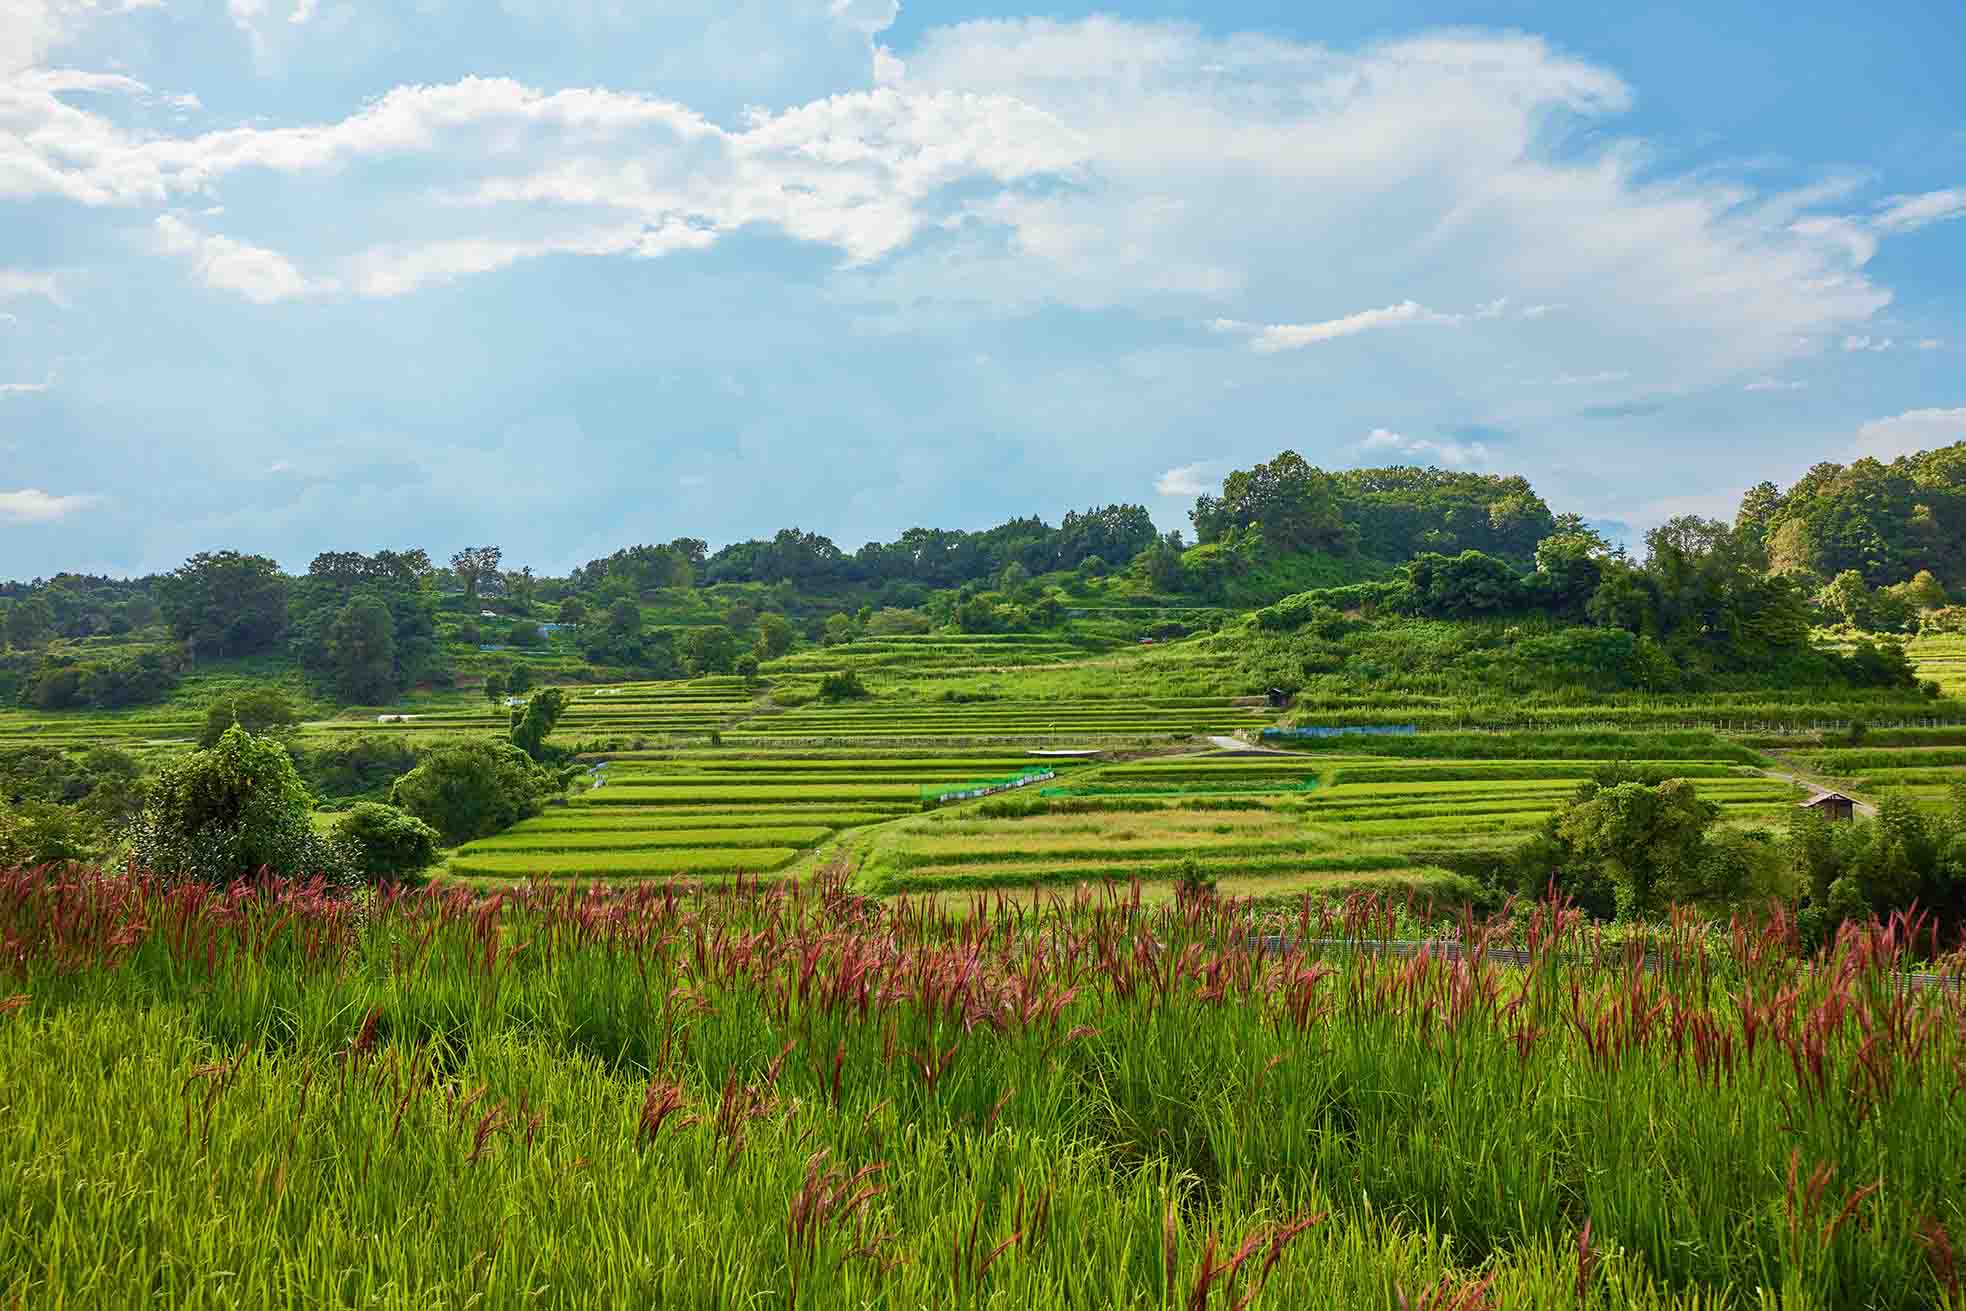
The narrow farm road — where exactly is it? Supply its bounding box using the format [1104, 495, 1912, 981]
[1206, 734, 1295, 755]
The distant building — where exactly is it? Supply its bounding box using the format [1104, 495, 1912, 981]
[1800, 792, 1858, 822]
[1267, 687, 1292, 709]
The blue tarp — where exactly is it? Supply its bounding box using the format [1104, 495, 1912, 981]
[1262, 725, 1417, 739]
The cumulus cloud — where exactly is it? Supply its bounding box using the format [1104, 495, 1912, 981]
[1850, 408, 1966, 463]
[1841, 335, 1893, 352]
[1744, 378, 1806, 392]
[1154, 462, 1213, 496]
[0, 380, 50, 393]
[0, 487, 98, 521]
[153, 215, 329, 302]
[1873, 189, 1966, 234]
[0, 17, 1911, 387]
[1359, 427, 1490, 466]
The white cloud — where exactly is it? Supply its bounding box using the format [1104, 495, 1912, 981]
[1219, 300, 1463, 353]
[1744, 378, 1805, 392]
[0, 487, 98, 521]
[1, 0, 161, 75]
[1873, 188, 1966, 234]
[0, 14, 1923, 401]
[1154, 461, 1212, 496]
[1917, 338, 1943, 351]
[1359, 427, 1490, 466]
[153, 214, 329, 302]
[1841, 335, 1893, 352]
[1536, 370, 1628, 386]
[0, 380, 50, 393]
[346, 221, 717, 297]
[1850, 408, 1966, 463]
[0, 269, 61, 302]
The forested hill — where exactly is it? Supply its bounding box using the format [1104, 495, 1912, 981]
[2, 438, 1962, 709]
[1736, 442, 1966, 588]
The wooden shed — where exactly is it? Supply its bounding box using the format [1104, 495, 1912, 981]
[1799, 792, 1858, 822]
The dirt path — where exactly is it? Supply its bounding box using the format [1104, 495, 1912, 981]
[1206, 734, 1295, 755]
[1758, 763, 1878, 817]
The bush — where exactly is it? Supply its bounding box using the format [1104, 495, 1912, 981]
[389, 741, 560, 846]
[126, 726, 357, 887]
[817, 669, 871, 701]
[0, 801, 96, 867]
[199, 686, 303, 747]
[457, 621, 482, 646]
[333, 802, 440, 881]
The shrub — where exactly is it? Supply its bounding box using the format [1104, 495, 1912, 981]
[389, 740, 559, 845]
[126, 726, 356, 887]
[508, 622, 544, 648]
[333, 802, 441, 881]
[0, 801, 95, 867]
[199, 686, 303, 747]
[817, 669, 871, 701]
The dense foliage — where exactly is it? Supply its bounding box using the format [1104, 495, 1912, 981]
[388, 740, 563, 845]
[123, 726, 355, 886]
[1739, 441, 1966, 589]
[331, 801, 441, 880]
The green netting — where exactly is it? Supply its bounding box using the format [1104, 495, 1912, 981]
[921, 768, 1057, 804]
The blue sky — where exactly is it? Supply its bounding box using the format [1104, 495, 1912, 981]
[2, 0, 1963, 578]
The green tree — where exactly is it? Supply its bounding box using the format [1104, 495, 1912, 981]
[126, 726, 355, 886]
[682, 626, 739, 675]
[504, 566, 537, 611]
[389, 740, 557, 845]
[558, 597, 587, 625]
[199, 686, 303, 748]
[0, 801, 94, 868]
[509, 687, 568, 760]
[1190, 451, 1348, 552]
[159, 551, 290, 660]
[482, 669, 508, 707]
[334, 802, 441, 881]
[817, 669, 870, 701]
[328, 596, 400, 703]
[756, 612, 795, 658]
[608, 598, 643, 636]
[1141, 542, 1185, 593]
[3, 595, 53, 650]
[1555, 779, 1719, 919]
[505, 663, 535, 695]
[450, 546, 503, 604]
[1822, 570, 1871, 628]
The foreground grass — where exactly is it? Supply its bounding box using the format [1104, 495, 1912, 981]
[4, 866, 1965, 1308]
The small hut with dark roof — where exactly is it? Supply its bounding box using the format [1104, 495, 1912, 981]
[1799, 792, 1858, 822]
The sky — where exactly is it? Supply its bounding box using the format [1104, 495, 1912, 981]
[1, 0, 1963, 579]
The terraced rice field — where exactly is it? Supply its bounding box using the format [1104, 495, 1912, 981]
[847, 749, 1801, 897]
[733, 696, 1272, 742]
[1913, 635, 1966, 698]
[765, 633, 1107, 673]
[445, 748, 1100, 883]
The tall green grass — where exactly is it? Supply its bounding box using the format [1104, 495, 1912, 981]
[3, 867, 1961, 1306]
